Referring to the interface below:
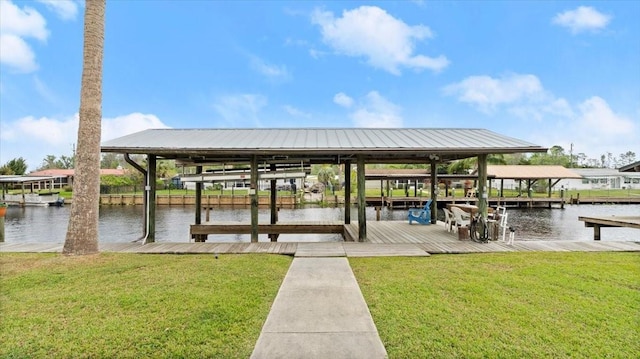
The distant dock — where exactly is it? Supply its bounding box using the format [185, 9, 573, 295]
[578, 216, 640, 240]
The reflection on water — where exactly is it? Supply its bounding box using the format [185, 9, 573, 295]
[2, 204, 638, 244]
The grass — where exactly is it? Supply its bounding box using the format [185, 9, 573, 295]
[0, 253, 292, 358]
[350, 252, 640, 358]
[3, 252, 638, 358]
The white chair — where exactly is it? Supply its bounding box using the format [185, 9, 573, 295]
[450, 207, 471, 230]
[443, 208, 456, 232]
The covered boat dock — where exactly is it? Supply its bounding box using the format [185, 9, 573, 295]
[101, 128, 546, 243]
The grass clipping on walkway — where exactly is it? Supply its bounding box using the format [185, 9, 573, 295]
[351, 252, 639, 358]
[0, 253, 291, 358]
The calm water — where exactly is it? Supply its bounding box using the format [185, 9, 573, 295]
[2, 204, 639, 243]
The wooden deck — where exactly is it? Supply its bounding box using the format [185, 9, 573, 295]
[2, 221, 638, 256]
[578, 216, 640, 240]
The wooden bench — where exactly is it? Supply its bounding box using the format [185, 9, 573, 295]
[190, 221, 345, 242]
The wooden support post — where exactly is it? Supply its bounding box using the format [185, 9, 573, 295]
[477, 154, 488, 220]
[195, 166, 202, 225]
[194, 166, 205, 242]
[375, 207, 381, 221]
[146, 154, 157, 243]
[269, 163, 278, 242]
[344, 161, 351, 224]
[430, 160, 437, 224]
[124, 153, 147, 240]
[357, 156, 366, 242]
[594, 224, 601, 240]
[0, 215, 5, 242]
[250, 155, 259, 243]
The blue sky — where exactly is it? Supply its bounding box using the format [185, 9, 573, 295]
[1, 0, 639, 171]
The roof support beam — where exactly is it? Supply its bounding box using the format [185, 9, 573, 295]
[430, 160, 437, 224]
[269, 163, 278, 242]
[477, 154, 488, 220]
[146, 154, 157, 244]
[344, 161, 351, 225]
[124, 154, 148, 241]
[193, 166, 205, 242]
[250, 155, 259, 243]
[357, 156, 366, 242]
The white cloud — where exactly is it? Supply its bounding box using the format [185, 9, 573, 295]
[0, 0, 49, 73]
[102, 113, 170, 141]
[33, 75, 58, 104]
[311, 6, 448, 75]
[308, 48, 327, 59]
[36, 0, 79, 21]
[212, 94, 268, 126]
[346, 91, 403, 127]
[0, 34, 38, 72]
[333, 92, 354, 108]
[282, 105, 311, 119]
[249, 56, 290, 80]
[443, 73, 544, 113]
[536, 97, 638, 160]
[1, 115, 76, 145]
[553, 6, 611, 34]
[0, 112, 169, 171]
[543, 98, 575, 118]
[577, 96, 635, 136]
[444, 72, 638, 159]
[0, 0, 49, 40]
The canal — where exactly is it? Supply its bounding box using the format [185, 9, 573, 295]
[2, 204, 638, 243]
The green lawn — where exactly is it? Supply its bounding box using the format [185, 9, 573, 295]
[3, 252, 638, 358]
[350, 252, 640, 358]
[0, 253, 292, 358]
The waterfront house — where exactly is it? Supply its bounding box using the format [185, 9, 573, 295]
[26, 168, 127, 190]
[557, 168, 640, 190]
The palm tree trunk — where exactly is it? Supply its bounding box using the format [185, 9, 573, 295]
[63, 0, 105, 255]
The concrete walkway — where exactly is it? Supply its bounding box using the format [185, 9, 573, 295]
[251, 257, 388, 359]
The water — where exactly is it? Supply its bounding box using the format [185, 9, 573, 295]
[2, 204, 638, 244]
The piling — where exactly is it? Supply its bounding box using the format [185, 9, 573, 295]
[0, 205, 6, 242]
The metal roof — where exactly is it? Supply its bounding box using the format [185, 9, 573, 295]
[486, 165, 582, 179]
[101, 128, 546, 165]
[0, 175, 56, 184]
[572, 168, 640, 178]
[365, 169, 496, 181]
[619, 160, 640, 172]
